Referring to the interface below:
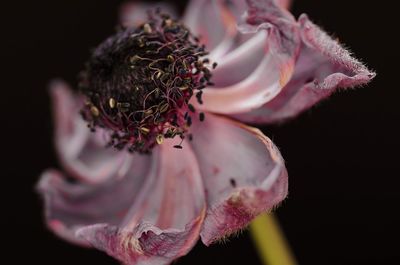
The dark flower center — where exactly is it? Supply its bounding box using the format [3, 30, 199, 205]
[79, 11, 214, 153]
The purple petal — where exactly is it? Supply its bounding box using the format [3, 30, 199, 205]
[189, 114, 288, 245]
[119, 1, 178, 28]
[192, 0, 300, 115]
[39, 138, 206, 264]
[233, 14, 376, 124]
[50, 81, 131, 184]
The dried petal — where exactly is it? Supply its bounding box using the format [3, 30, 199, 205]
[36, 151, 151, 246]
[38, 138, 206, 264]
[184, 0, 247, 59]
[233, 14, 376, 123]
[189, 114, 288, 245]
[192, 0, 300, 114]
[50, 81, 131, 184]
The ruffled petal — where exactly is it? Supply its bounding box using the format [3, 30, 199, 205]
[119, 1, 178, 28]
[193, 0, 300, 114]
[75, 139, 206, 265]
[189, 114, 288, 245]
[76, 216, 204, 265]
[36, 152, 151, 246]
[233, 14, 376, 124]
[50, 81, 131, 184]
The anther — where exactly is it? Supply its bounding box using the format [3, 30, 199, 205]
[156, 134, 164, 145]
[144, 109, 153, 116]
[138, 38, 145, 47]
[130, 55, 140, 64]
[188, 104, 195, 113]
[109, 98, 116, 108]
[90, 106, 99, 116]
[155, 71, 163, 79]
[79, 11, 215, 153]
[140, 127, 150, 134]
[186, 116, 192, 126]
[196, 91, 203, 104]
[164, 19, 173, 27]
[199, 112, 205, 121]
[167, 55, 174, 62]
[117, 102, 130, 112]
[159, 103, 169, 113]
[143, 23, 152, 34]
[230, 178, 237, 188]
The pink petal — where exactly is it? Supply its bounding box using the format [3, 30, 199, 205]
[76, 216, 204, 265]
[210, 31, 268, 87]
[193, 0, 300, 114]
[43, 138, 206, 265]
[50, 81, 131, 184]
[183, 0, 248, 61]
[189, 114, 288, 245]
[118, 139, 205, 232]
[233, 14, 376, 124]
[119, 1, 178, 28]
[36, 152, 151, 246]
[276, 0, 292, 9]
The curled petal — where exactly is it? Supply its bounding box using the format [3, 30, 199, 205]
[184, 0, 248, 60]
[189, 114, 288, 245]
[194, 26, 299, 114]
[298, 14, 375, 86]
[119, 1, 178, 28]
[76, 214, 204, 265]
[244, 0, 295, 25]
[233, 14, 376, 124]
[211, 31, 268, 87]
[193, 0, 300, 114]
[74, 140, 205, 265]
[50, 81, 131, 184]
[36, 152, 151, 246]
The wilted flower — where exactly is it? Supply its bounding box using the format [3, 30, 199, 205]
[37, 0, 374, 264]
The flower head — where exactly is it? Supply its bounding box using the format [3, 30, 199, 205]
[37, 1, 375, 264]
[79, 11, 212, 153]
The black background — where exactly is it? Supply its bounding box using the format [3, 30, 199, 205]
[2, 1, 399, 264]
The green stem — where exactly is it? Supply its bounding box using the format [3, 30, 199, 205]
[250, 213, 298, 265]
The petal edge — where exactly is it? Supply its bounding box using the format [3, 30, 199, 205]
[189, 114, 288, 245]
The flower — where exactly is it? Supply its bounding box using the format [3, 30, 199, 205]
[37, 0, 375, 264]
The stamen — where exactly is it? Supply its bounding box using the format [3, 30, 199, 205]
[79, 11, 215, 153]
[188, 104, 196, 113]
[156, 134, 164, 145]
[108, 98, 116, 108]
[199, 112, 205, 122]
[90, 106, 99, 117]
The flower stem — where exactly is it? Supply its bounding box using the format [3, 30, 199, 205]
[250, 213, 297, 265]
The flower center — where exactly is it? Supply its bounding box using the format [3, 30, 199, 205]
[79, 11, 214, 153]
